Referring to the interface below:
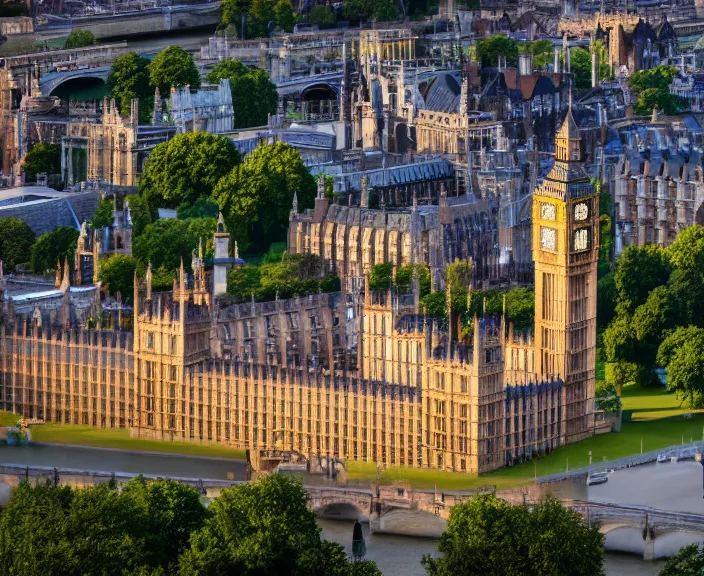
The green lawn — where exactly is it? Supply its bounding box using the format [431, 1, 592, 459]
[346, 385, 704, 491]
[30, 424, 246, 460]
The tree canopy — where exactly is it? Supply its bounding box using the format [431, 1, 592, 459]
[98, 254, 139, 300]
[138, 132, 241, 209]
[64, 30, 95, 49]
[148, 46, 201, 95]
[23, 143, 61, 182]
[0, 217, 35, 272]
[422, 494, 604, 576]
[476, 36, 518, 67]
[91, 198, 113, 229]
[30, 226, 79, 274]
[206, 59, 278, 129]
[660, 544, 704, 576]
[628, 66, 679, 116]
[107, 52, 152, 122]
[133, 218, 215, 273]
[342, 0, 398, 21]
[214, 141, 315, 253]
[221, 0, 297, 37]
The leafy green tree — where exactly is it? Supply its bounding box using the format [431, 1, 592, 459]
[343, 0, 398, 21]
[665, 224, 704, 274]
[139, 132, 241, 209]
[668, 267, 704, 328]
[605, 360, 646, 394]
[0, 217, 35, 272]
[309, 5, 336, 27]
[395, 264, 431, 297]
[660, 544, 704, 576]
[206, 59, 278, 129]
[629, 65, 678, 92]
[125, 194, 152, 237]
[107, 52, 152, 123]
[98, 254, 139, 300]
[227, 265, 262, 298]
[634, 88, 679, 116]
[595, 382, 622, 413]
[148, 46, 201, 95]
[178, 474, 345, 576]
[177, 197, 219, 220]
[133, 219, 195, 272]
[121, 477, 207, 570]
[603, 313, 635, 363]
[631, 286, 680, 363]
[30, 226, 79, 274]
[91, 198, 113, 229]
[421, 290, 447, 317]
[520, 40, 553, 69]
[369, 262, 393, 292]
[64, 29, 95, 49]
[220, 0, 252, 34]
[476, 35, 518, 67]
[422, 494, 604, 576]
[504, 287, 534, 332]
[214, 141, 315, 253]
[23, 142, 61, 181]
[571, 47, 592, 91]
[274, 0, 295, 31]
[614, 245, 670, 315]
[597, 271, 616, 328]
[657, 327, 704, 407]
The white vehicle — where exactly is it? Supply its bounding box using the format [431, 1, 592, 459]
[586, 471, 609, 486]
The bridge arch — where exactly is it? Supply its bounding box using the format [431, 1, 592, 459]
[300, 82, 339, 102]
[50, 76, 109, 101]
[315, 502, 369, 521]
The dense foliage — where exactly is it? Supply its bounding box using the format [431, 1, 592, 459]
[30, 226, 79, 274]
[206, 59, 278, 129]
[133, 218, 216, 273]
[125, 194, 152, 237]
[476, 36, 518, 67]
[138, 132, 241, 209]
[342, 0, 398, 22]
[91, 198, 113, 229]
[602, 225, 704, 401]
[422, 494, 604, 576]
[97, 255, 139, 300]
[214, 141, 316, 253]
[148, 46, 201, 95]
[0, 217, 35, 272]
[660, 544, 704, 576]
[227, 252, 339, 301]
[23, 143, 61, 182]
[64, 30, 95, 49]
[628, 66, 680, 116]
[107, 52, 152, 123]
[220, 0, 297, 37]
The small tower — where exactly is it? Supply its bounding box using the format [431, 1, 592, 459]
[213, 213, 234, 298]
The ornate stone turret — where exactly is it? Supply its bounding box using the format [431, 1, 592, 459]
[360, 175, 369, 208]
[213, 212, 234, 298]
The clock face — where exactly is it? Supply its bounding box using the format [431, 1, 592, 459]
[574, 228, 589, 251]
[541, 227, 556, 251]
[574, 202, 589, 222]
[540, 203, 556, 221]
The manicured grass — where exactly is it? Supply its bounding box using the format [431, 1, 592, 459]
[346, 385, 704, 491]
[30, 424, 246, 460]
[0, 411, 20, 427]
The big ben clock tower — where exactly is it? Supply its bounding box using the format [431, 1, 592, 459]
[532, 103, 599, 442]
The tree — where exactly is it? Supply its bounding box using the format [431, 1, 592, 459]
[30, 226, 79, 274]
[139, 132, 241, 209]
[206, 59, 278, 129]
[309, 5, 336, 27]
[520, 40, 553, 69]
[23, 142, 61, 181]
[64, 29, 95, 49]
[125, 194, 152, 237]
[121, 477, 207, 570]
[91, 198, 113, 229]
[107, 52, 152, 122]
[0, 217, 35, 272]
[634, 88, 679, 116]
[629, 65, 678, 92]
[343, 0, 397, 21]
[571, 47, 592, 91]
[476, 36, 518, 67]
[660, 544, 704, 576]
[422, 494, 604, 576]
[369, 263, 393, 292]
[148, 46, 201, 95]
[505, 287, 535, 332]
[631, 286, 680, 364]
[177, 197, 219, 220]
[178, 474, 353, 576]
[597, 272, 616, 328]
[614, 245, 670, 315]
[98, 255, 139, 300]
[227, 265, 262, 299]
[658, 328, 704, 407]
[665, 224, 704, 275]
[220, 0, 252, 35]
[595, 382, 622, 413]
[273, 0, 295, 32]
[395, 264, 431, 297]
[133, 219, 196, 272]
[657, 326, 704, 367]
[213, 142, 315, 253]
[603, 314, 635, 363]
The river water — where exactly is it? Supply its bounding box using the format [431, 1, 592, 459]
[4, 444, 699, 575]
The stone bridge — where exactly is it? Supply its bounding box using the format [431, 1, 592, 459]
[39, 65, 112, 96]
